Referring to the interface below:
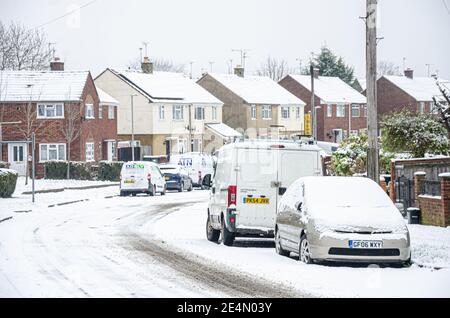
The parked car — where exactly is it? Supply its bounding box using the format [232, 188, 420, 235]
[159, 164, 193, 192]
[170, 152, 214, 188]
[204, 140, 324, 246]
[143, 155, 169, 164]
[275, 176, 411, 265]
[119, 161, 166, 196]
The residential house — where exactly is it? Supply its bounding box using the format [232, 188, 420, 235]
[0, 59, 118, 176]
[279, 73, 367, 143]
[377, 69, 447, 117]
[94, 57, 235, 156]
[197, 67, 306, 139]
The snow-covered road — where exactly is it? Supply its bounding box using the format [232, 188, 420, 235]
[0, 186, 299, 297]
[1, 182, 449, 298]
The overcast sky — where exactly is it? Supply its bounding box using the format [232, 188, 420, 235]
[1, 0, 449, 79]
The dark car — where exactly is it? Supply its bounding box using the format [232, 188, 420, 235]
[159, 164, 193, 192]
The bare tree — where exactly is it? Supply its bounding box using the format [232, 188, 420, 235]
[377, 60, 401, 76]
[0, 21, 53, 71]
[61, 103, 81, 179]
[432, 77, 450, 138]
[255, 56, 293, 81]
[128, 57, 185, 73]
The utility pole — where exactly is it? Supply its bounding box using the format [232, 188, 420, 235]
[296, 58, 302, 74]
[366, 0, 379, 183]
[310, 65, 317, 142]
[188, 104, 193, 152]
[31, 132, 35, 203]
[189, 61, 194, 79]
[131, 94, 137, 161]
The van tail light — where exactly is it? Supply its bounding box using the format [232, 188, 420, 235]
[228, 185, 237, 207]
[147, 173, 152, 181]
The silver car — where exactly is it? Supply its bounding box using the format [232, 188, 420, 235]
[275, 176, 411, 265]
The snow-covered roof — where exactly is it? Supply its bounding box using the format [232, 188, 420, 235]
[0, 70, 89, 102]
[383, 75, 447, 102]
[205, 122, 242, 138]
[96, 87, 119, 106]
[110, 69, 223, 105]
[205, 73, 305, 106]
[285, 74, 367, 104]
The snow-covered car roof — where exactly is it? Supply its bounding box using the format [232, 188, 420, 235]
[0, 70, 89, 102]
[204, 73, 306, 106]
[284, 74, 366, 104]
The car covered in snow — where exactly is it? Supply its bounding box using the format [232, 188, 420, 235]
[159, 164, 193, 192]
[204, 140, 324, 246]
[120, 161, 166, 196]
[275, 176, 411, 265]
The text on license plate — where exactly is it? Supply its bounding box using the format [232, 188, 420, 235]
[124, 179, 135, 184]
[243, 197, 270, 204]
[349, 240, 383, 249]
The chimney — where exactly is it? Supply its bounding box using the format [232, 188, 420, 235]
[50, 57, 64, 71]
[313, 68, 320, 79]
[141, 56, 153, 74]
[234, 65, 244, 77]
[404, 68, 414, 79]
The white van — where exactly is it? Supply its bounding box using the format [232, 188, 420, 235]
[170, 152, 215, 187]
[204, 140, 323, 246]
[120, 161, 166, 196]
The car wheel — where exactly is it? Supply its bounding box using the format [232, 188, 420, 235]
[178, 183, 183, 192]
[206, 214, 220, 243]
[299, 234, 313, 264]
[275, 227, 290, 257]
[161, 185, 166, 196]
[188, 183, 193, 192]
[131, 192, 137, 197]
[119, 190, 126, 197]
[220, 217, 235, 246]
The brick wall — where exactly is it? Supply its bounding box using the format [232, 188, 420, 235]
[279, 75, 367, 142]
[377, 76, 418, 117]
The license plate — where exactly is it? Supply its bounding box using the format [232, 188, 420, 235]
[243, 197, 270, 204]
[349, 240, 383, 249]
[124, 179, 135, 184]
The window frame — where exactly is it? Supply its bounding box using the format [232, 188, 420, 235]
[327, 104, 333, 117]
[37, 103, 65, 119]
[85, 142, 95, 162]
[194, 106, 205, 120]
[336, 104, 345, 117]
[159, 105, 165, 120]
[85, 103, 95, 119]
[172, 105, 184, 121]
[39, 143, 66, 162]
[262, 105, 272, 120]
[296, 106, 301, 119]
[250, 105, 257, 120]
[212, 106, 218, 121]
[281, 106, 290, 119]
[108, 105, 115, 119]
[98, 105, 103, 119]
[351, 104, 360, 117]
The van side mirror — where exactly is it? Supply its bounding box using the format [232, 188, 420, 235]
[295, 201, 303, 211]
[202, 174, 212, 189]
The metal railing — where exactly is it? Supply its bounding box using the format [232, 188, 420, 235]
[420, 180, 441, 196]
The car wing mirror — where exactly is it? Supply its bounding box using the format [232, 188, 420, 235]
[295, 201, 303, 211]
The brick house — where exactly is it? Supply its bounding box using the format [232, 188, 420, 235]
[197, 67, 306, 139]
[0, 60, 118, 177]
[279, 73, 367, 143]
[376, 69, 447, 118]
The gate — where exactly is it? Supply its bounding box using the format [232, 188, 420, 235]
[395, 176, 415, 211]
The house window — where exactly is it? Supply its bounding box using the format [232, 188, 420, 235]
[85, 104, 94, 119]
[173, 105, 183, 120]
[251, 105, 257, 120]
[85, 142, 95, 162]
[281, 106, 290, 119]
[39, 143, 66, 162]
[159, 105, 165, 120]
[336, 104, 345, 117]
[363, 105, 367, 117]
[351, 104, 360, 117]
[296, 106, 301, 119]
[327, 104, 333, 117]
[37, 103, 64, 119]
[108, 106, 114, 119]
[98, 105, 103, 119]
[262, 105, 272, 120]
[212, 106, 218, 121]
[195, 106, 205, 120]
[419, 102, 425, 113]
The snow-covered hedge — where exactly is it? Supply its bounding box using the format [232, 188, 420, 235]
[44, 161, 93, 180]
[0, 161, 10, 169]
[0, 168, 18, 198]
[98, 161, 124, 181]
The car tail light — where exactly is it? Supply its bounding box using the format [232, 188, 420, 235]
[228, 185, 237, 207]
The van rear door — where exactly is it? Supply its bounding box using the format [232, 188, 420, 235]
[235, 148, 278, 231]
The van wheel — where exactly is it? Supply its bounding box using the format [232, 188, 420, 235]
[220, 217, 235, 246]
[206, 214, 220, 243]
[119, 191, 126, 197]
[299, 234, 313, 264]
[161, 185, 166, 196]
[188, 183, 193, 192]
[131, 193, 137, 197]
[275, 228, 290, 256]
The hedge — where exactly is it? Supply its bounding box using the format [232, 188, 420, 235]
[0, 161, 10, 169]
[44, 161, 93, 180]
[98, 161, 123, 181]
[0, 169, 18, 198]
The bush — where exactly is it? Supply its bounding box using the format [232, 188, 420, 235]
[0, 169, 18, 198]
[44, 161, 93, 180]
[0, 161, 10, 169]
[98, 161, 123, 181]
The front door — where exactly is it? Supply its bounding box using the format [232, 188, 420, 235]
[8, 143, 27, 176]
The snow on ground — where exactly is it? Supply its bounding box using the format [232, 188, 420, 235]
[14, 177, 117, 194]
[153, 198, 450, 298]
